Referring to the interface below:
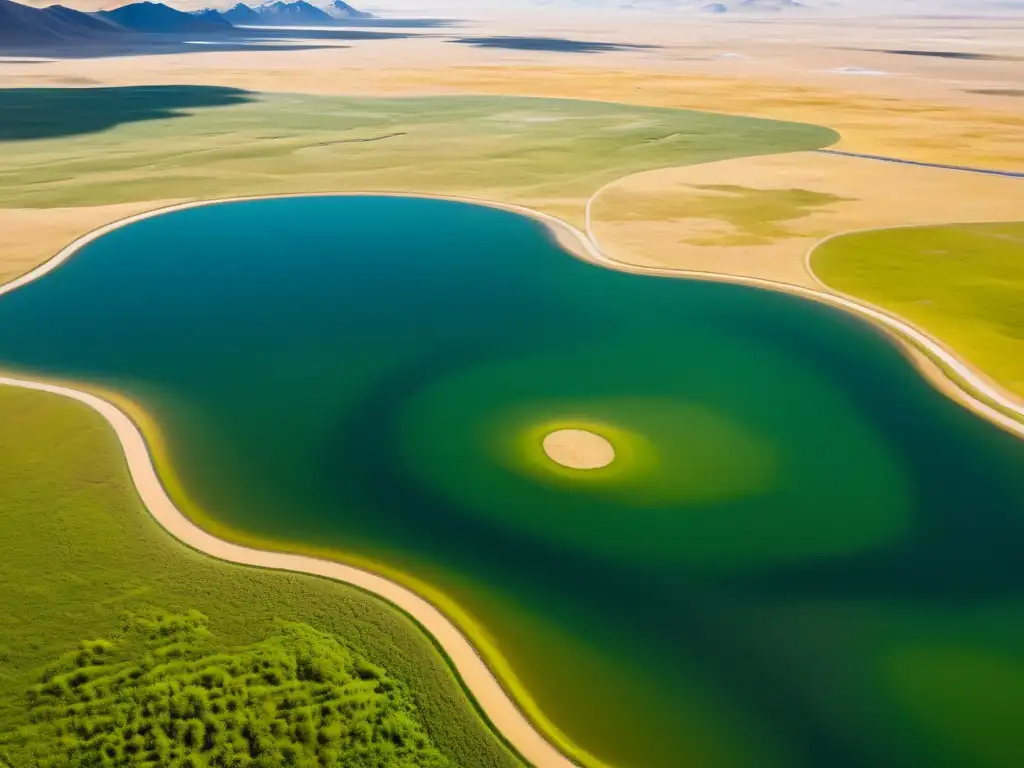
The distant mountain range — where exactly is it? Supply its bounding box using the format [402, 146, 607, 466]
[699, 0, 804, 11]
[223, 1, 372, 27]
[702, 0, 806, 12]
[100, 1, 232, 32]
[221, 1, 259, 23]
[0, 0, 374, 48]
[0, 0, 127, 43]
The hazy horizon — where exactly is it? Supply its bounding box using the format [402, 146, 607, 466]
[12, 0, 1024, 18]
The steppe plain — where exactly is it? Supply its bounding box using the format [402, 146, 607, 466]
[2, 10, 1022, 400]
[1, 7, 1024, 768]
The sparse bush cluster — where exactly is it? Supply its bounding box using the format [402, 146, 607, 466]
[3, 609, 450, 768]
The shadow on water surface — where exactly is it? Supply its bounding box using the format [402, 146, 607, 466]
[450, 35, 658, 53]
[881, 48, 1009, 60]
[0, 85, 254, 141]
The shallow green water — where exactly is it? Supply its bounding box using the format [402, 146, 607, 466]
[2, 196, 1024, 768]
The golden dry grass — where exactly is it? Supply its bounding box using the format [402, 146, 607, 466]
[0, 90, 833, 283]
[589, 151, 1024, 287]
[4, 57, 1020, 170]
[365, 68, 1024, 171]
[0, 202, 179, 285]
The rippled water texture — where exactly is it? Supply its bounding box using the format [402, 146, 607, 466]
[2, 197, 1023, 768]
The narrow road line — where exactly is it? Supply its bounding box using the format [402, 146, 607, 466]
[814, 149, 1024, 179]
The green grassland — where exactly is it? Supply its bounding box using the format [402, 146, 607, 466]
[0, 386, 522, 768]
[812, 222, 1024, 399]
[0, 86, 838, 225]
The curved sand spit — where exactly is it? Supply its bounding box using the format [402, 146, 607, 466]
[1, 190, 1023, 768]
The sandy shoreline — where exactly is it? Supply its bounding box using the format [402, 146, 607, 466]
[0, 372, 580, 768]
[580, 183, 1024, 438]
[0, 191, 1022, 768]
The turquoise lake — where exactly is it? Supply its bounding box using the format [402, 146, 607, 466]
[1, 196, 1023, 768]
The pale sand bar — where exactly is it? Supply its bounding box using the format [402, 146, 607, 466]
[543, 429, 615, 470]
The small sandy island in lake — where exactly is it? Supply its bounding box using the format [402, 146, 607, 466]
[543, 429, 615, 470]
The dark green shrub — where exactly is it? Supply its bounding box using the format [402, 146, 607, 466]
[1, 610, 449, 768]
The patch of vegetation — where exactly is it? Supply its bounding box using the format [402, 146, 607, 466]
[680, 185, 850, 245]
[2, 608, 448, 767]
[0, 386, 521, 768]
[0, 86, 253, 142]
[812, 221, 1024, 397]
[603, 184, 851, 246]
[0, 90, 838, 224]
